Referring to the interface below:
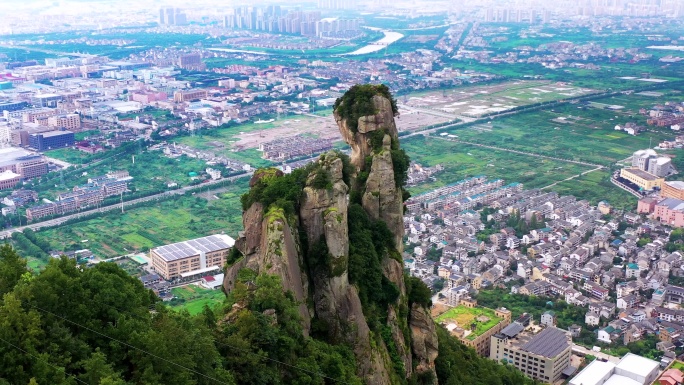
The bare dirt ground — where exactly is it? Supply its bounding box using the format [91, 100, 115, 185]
[232, 110, 451, 150]
[402, 80, 594, 118]
[431, 302, 451, 318]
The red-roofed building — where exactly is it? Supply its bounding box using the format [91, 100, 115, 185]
[200, 273, 225, 289]
[659, 368, 684, 385]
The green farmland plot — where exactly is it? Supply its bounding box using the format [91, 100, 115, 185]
[170, 285, 226, 315]
[435, 306, 503, 341]
[402, 136, 636, 210]
[36, 180, 247, 258]
[443, 104, 673, 166]
[403, 136, 592, 191]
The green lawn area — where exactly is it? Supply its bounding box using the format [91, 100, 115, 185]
[45, 147, 102, 164]
[26, 258, 49, 272]
[170, 285, 226, 315]
[435, 306, 503, 341]
[35, 178, 248, 258]
[671, 361, 684, 371]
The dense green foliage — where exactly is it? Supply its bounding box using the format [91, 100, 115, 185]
[0, 246, 364, 385]
[347, 203, 401, 325]
[406, 276, 432, 308]
[476, 288, 587, 330]
[333, 84, 398, 132]
[435, 327, 539, 385]
[240, 152, 354, 217]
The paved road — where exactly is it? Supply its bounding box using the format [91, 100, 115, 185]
[541, 166, 604, 190]
[0, 172, 253, 239]
[571, 344, 620, 364]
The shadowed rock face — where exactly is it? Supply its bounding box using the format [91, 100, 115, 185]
[411, 303, 439, 378]
[362, 134, 404, 253]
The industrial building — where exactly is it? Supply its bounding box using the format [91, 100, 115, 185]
[569, 353, 659, 385]
[619, 168, 664, 191]
[0, 147, 48, 180]
[631, 149, 674, 177]
[173, 89, 209, 103]
[47, 114, 81, 130]
[490, 326, 573, 383]
[150, 234, 235, 280]
[28, 130, 75, 151]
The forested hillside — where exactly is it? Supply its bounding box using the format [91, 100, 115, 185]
[0, 245, 539, 385]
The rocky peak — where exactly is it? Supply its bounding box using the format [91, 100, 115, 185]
[333, 85, 399, 172]
[224, 85, 438, 384]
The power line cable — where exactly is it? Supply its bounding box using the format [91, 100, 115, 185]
[28, 303, 233, 385]
[25, 299, 351, 385]
[0, 336, 89, 385]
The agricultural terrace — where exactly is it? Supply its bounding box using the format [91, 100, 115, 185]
[435, 306, 503, 341]
[402, 80, 595, 118]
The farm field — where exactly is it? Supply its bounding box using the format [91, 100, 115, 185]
[169, 285, 226, 315]
[175, 111, 449, 167]
[35, 149, 213, 201]
[403, 80, 595, 118]
[34, 180, 247, 259]
[434, 305, 503, 341]
[440, 101, 676, 166]
[402, 136, 637, 210]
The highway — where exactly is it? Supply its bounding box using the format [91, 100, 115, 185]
[0, 172, 253, 240]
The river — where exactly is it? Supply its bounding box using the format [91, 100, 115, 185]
[340, 31, 404, 56]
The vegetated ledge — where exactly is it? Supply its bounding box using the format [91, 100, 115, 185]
[333, 84, 399, 133]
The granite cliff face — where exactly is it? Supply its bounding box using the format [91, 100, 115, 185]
[299, 154, 391, 384]
[334, 85, 438, 382]
[224, 85, 438, 384]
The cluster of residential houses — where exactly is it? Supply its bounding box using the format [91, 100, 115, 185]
[405, 178, 684, 356]
[643, 101, 684, 128]
[258, 134, 333, 161]
[26, 171, 132, 221]
[406, 162, 444, 186]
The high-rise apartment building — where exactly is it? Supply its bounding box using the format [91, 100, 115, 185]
[159, 7, 187, 26]
[178, 53, 205, 71]
[223, 7, 344, 38]
[317, 0, 357, 10]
